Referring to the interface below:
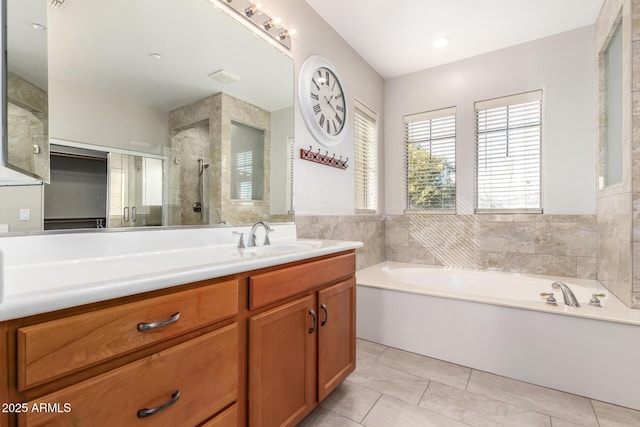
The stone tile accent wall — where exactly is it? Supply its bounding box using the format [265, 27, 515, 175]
[296, 215, 385, 271]
[596, 0, 638, 308]
[168, 93, 273, 226]
[385, 214, 597, 279]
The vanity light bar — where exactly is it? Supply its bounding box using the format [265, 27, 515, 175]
[216, 0, 295, 50]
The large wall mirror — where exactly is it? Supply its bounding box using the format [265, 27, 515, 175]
[0, 0, 295, 233]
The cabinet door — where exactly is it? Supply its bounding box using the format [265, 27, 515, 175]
[317, 278, 356, 401]
[248, 295, 317, 427]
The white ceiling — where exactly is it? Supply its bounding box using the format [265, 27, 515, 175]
[9, 0, 293, 113]
[305, 0, 605, 79]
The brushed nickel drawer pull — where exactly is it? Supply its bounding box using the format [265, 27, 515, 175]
[137, 390, 181, 418]
[137, 312, 181, 331]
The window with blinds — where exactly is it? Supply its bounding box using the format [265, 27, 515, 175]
[354, 101, 378, 212]
[475, 90, 542, 213]
[404, 107, 456, 212]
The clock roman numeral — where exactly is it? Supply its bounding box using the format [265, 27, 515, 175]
[326, 120, 330, 133]
[325, 70, 330, 85]
[313, 104, 321, 115]
[310, 93, 319, 100]
[312, 79, 320, 91]
[319, 114, 325, 127]
[335, 114, 343, 126]
[335, 94, 343, 100]
[336, 105, 344, 112]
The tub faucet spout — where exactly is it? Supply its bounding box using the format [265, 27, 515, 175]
[551, 282, 580, 307]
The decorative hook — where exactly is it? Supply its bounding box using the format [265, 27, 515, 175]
[299, 147, 348, 170]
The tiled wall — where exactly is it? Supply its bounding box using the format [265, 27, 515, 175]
[168, 93, 272, 226]
[296, 213, 597, 279]
[296, 215, 385, 271]
[385, 214, 597, 279]
[596, 0, 638, 308]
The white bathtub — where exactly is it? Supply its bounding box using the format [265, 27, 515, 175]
[356, 261, 640, 410]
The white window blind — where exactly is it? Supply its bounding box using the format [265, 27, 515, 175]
[286, 137, 295, 213]
[475, 91, 542, 213]
[404, 107, 456, 212]
[354, 101, 378, 212]
[233, 150, 253, 200]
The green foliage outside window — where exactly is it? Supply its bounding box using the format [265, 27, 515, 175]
[407, 143, 455, 210]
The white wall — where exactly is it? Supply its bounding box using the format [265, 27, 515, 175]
[269, 0, 385, 215]
[385, 26, 597, 215]
[49, 79, 170, 156]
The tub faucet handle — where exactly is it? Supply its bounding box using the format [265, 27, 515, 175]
[589, 293, 606, 307]
[540, 292, 557, 305]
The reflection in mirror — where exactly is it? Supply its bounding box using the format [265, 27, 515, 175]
[599, 17, 623, 189]
[0, 0, 294, 234]
[231, 122, 265, 202]
[4, 0, 49, 182]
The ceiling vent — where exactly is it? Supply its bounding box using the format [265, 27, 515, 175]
[208, 69, 240, 84]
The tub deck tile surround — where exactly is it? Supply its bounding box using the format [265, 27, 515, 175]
[384, 214, 598, 280]
[300, 339, 640, 427]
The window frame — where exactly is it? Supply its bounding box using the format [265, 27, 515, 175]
[403, 107, 457, 214]
[474, 90, 543, 214]
[354, 99, 378, 214]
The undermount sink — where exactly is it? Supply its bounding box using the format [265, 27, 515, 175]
[241, 241, 323, 257]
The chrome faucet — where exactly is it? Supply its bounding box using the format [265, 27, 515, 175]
[551, 282, 580, 307]
[247, 221, 273, 247]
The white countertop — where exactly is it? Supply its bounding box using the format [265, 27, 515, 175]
[0, 224, 362, 321]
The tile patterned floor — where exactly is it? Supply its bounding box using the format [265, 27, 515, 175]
[299, 339, 640, 427]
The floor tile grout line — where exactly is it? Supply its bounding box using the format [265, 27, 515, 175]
[465, 368, 473, 391]
[359, 392, 384, 425]
[427, 378, 566, 426]
[590, 399, 602, 427]
[417, 379, 432, 406]
[465, 368, 603, 426]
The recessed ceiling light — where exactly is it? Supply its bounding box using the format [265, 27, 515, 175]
[31, 23, 46, 31]
[433, 36, 451, 49]
[149, 53, 162, 60]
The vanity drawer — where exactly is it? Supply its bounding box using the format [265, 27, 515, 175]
[17, 279, 238, 390]
[200, 403, 238, 427]
[19, 323, 238, 427]
[249, 252, 355, 310]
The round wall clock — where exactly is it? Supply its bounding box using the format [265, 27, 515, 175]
[298, 55, 347, 147]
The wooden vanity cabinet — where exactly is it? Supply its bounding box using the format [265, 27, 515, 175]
[247, 253, 356, 427]
[0, 250, 356, 427]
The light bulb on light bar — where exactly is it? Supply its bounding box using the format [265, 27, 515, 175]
[245, 2, 263, 17]
[432, 36, 451, 49]
[279, 28, 297, 40]
[263, 17, 282, 30]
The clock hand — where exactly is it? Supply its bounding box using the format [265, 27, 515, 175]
[324, 96, 337, 113]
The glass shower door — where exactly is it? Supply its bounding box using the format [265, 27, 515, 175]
[109, 153, 164, 227]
